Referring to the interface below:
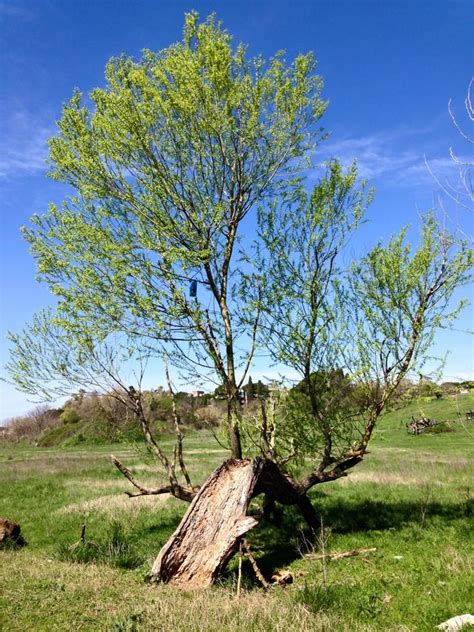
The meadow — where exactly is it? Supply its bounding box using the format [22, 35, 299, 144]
[1, 394, 473, 631]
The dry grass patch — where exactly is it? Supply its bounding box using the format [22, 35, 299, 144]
[0, 550, 350, 632]
[336, 470, 448, 487]
[128, 463, 166, 472]
[183, 448, 228, 456]
[57, 492, 171, 517]
[65, 479, 127, 492]
[0, 454, 113, 479]
[440, 546, 474, 575]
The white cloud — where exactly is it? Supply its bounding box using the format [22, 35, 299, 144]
[0, 2, 36, 21]
[315, 127, 463, 189]
[0, 110, 54, 179]
[441, 371, 474, 383]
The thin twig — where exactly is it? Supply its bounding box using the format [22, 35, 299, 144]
[241, 538, 270, 590]
[164, 358, 193, 488]
[305, 547, 377, 561]
[236, 540, 243, 598]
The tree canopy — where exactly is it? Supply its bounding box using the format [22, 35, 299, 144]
[5, 14, 472, 502]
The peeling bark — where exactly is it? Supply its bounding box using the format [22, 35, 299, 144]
[150, 458, 263, 588]
[150, 457, 319, 588]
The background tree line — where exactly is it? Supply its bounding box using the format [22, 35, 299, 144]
[2, 375, 471, 445]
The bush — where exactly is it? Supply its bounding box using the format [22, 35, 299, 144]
[2, 388, 223, 447]
[2, 405, 61, 442]
[60, 407, 81, 424]
[194, 403, 225, 428]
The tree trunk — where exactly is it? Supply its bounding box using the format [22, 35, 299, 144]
[150, 458, 262, 588]
[227, 392, 243, 459]
[150, 457, 317, 588]
[254, 459, 319, 530]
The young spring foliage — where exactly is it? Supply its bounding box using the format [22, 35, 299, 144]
[5, 14, 473, 486]
[10, 13, 329, 459]
[28, 12, 325, 366]
[248, 210, 472, 482]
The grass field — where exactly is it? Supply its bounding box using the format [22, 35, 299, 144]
[1, 394, 473, 631]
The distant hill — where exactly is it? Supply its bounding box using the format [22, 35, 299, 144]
[0, 389, 225, 447]
[2, 388, 472, 448]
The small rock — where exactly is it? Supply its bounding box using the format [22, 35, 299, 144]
[437, 614, 474, 631]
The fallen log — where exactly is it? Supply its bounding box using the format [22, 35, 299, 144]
[149, 456, 321, 588]
[150, 458, 263, 588]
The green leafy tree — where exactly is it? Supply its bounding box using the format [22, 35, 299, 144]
[4, 14, 472, 580]
[253, 209, 471, 486]
[213, 384, 226, 399]
[254, 379, 270, 400]
[9, 12, 326, 464]
[242, 375, 271, 401]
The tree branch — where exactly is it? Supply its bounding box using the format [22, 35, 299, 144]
[111, 455, 196, 502]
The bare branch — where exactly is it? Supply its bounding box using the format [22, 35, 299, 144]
[164, 357, 194, 489]
[111, 455, 196, 502]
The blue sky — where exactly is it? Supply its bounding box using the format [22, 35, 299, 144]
[1, 0, 473, 420]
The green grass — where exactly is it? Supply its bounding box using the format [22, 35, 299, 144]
[1, 395, 473, 631]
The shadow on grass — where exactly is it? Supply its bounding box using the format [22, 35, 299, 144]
[43, 492, 470, 583]
[141, 514, 183, 536]
[318, 496, 471, 533]
[243, 495, 471, 581]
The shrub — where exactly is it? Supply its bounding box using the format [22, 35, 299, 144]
[2, 405, 61, 442]
[60, 407, 81, 424]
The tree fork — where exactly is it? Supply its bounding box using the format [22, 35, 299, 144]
[149, 457, 321, 588]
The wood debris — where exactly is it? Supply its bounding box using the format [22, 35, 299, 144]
[306, 546, 377, 561]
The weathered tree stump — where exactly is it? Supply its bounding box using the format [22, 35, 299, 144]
[150, 457, 317, 588]
[150, 458, 263, 588]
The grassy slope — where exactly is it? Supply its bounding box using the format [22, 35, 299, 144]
[0, 395, 473, 631]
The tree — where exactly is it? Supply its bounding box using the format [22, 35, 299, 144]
[426, 77, 473, 213]
[254, 379, 270, 400]
[242, 376, 269, 401]
[446, 77, 473, 211]
[5, 14, 472, 586]
[254, 208, 472, 485]
[242, 376, 256, 400]
[14, 12, 326, 463]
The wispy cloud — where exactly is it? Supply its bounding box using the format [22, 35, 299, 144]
[0, 110, 54, 179]
[0, 1, 36, 21]
[316, 126, 462, 189]
[441, 371, 474, 383]
[320, 132, 418, 179]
